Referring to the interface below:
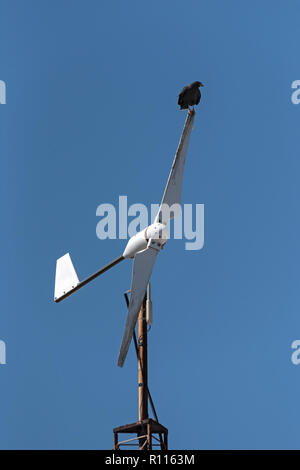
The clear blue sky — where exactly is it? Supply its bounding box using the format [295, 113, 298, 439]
[1, 0, 300, 450]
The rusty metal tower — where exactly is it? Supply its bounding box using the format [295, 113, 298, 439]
[113, 292, 168, 450]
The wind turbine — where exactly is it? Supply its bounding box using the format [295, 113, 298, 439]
[54, 109, 196, 368]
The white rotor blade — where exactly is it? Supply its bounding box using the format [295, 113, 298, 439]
[118, 246, 158, 367]
[155, 109, 195, 224]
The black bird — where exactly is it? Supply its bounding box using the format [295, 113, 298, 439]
[178, 81, 204, 110]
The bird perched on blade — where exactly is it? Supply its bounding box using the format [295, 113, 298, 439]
[178, 81, 204, 110]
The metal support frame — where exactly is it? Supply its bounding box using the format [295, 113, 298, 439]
[113, 418, 168, 450]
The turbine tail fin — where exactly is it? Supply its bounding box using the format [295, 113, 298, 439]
[54, 253, 80, 301]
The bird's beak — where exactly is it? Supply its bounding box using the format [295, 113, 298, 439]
[200, 83, 204, 87]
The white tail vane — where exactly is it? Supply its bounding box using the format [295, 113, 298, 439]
[54, 253, 79, 301]
[54, 109, 196, 367]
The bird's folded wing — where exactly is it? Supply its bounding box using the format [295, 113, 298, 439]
[117, 247, 158, 367]
[155, 109, 195, 224]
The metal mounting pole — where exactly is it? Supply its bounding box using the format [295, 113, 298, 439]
[138, 296, 148, 449]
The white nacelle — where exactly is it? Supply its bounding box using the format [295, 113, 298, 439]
[122, 223, 169, 259]
[122, 228, 147, 259]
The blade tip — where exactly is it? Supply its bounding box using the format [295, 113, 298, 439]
[117, 357, 124, 368]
